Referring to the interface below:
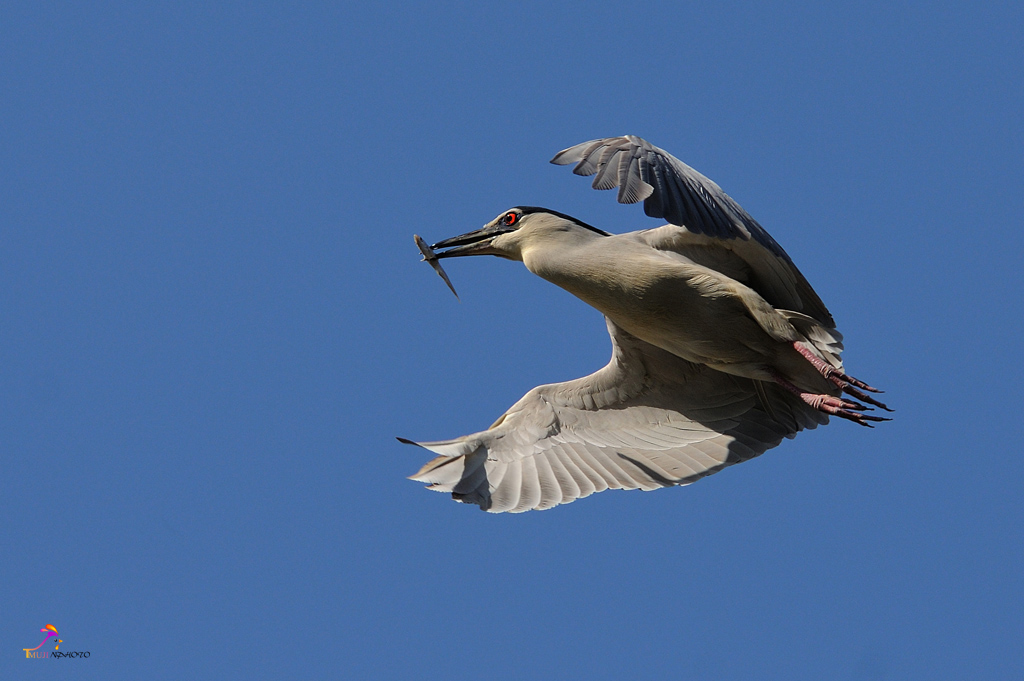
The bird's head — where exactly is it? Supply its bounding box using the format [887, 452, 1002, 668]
[431, 207, 610, 262]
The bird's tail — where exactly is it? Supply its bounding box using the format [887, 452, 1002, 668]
[777, 310, 844, 369]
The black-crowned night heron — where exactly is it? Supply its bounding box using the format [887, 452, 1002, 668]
[403, 136, 889, 513]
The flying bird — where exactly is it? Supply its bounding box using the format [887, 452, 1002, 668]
[402, 135, 889, 513]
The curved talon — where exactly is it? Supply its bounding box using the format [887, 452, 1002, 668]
[838, 382, 893, 411]
[834, 410, 892, 428]
[845, 376, 883, 394]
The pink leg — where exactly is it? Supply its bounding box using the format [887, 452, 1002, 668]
[792, 342, 892, 412]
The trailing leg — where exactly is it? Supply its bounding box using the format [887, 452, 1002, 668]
[792, 341, 892, 411]
[770, 370, 891, 428]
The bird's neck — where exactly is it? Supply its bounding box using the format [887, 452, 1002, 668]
[522, 233, 639, 313]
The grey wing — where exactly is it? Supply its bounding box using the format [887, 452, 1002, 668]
[552, 136, 834, 327]
[404, 319, 826, 513]
[551, 135, 790, 254]
[635, 224, 835, 328]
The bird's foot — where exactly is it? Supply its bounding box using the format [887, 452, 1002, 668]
[792, 342, 892, 411]
[770, 371, 892, 428]
[802, 393, 891, 428]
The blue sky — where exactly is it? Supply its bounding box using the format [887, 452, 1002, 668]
[3, 1, 1022, 679]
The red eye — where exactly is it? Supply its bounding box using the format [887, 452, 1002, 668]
[503, 212, 518, 226]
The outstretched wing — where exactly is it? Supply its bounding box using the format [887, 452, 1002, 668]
[404, 319, 827, 513]
[551, 135, 789, 254]
[551, 135, 834, 327]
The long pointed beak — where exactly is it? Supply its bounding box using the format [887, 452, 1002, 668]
[430, 224, 510, 258]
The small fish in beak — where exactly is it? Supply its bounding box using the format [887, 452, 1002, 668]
[414, 234, 460, 300]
